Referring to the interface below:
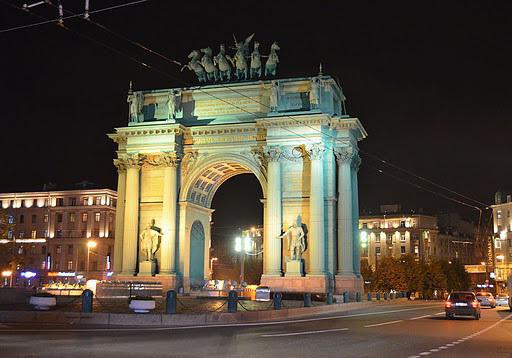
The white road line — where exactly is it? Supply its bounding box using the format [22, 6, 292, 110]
[408, 312, 512, 357]
[434, 312, 445, 316]
[0, 304, 440, 333]
[364, 320, 403, 328]
[409, 314, 431, 320]
[261, 327, 348, 337]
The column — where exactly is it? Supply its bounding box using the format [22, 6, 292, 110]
[308, 145, 326, 276]
[159, 153, 178, 275]
[351, 154, 361, 275]
[335, 147, 355, 276]
[263, 146, 282, 276]
[112, 160, 126, 274]
[121, 154, 142, 275]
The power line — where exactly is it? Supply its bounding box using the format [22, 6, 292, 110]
[5, 1, 489, 215]
[0, 0, 149, 34]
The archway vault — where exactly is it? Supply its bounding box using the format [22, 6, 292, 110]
[180, 152, 267, 208]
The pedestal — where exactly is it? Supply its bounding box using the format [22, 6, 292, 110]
[335, 274, 364, 299]
[138, 260, 156, 276]
[260, 275, 328, 293]
[285, 260, 304, 277]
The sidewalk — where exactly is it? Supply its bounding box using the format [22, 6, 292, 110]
[0, 298, 418, 327]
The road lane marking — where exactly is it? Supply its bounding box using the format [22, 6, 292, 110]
[364, 320, 403, 328]
[0, 304, 441, 332]
[261, 327, 349, 337]
[434, 312, 445, 315]
[408, 312, 512, 357]
[409, 314, 431, 320]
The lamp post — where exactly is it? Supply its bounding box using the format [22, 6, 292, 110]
[234, 236, 253, 286]
[87, 240, 97, 277]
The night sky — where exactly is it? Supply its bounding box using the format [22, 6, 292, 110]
[1, 1, 511, 232]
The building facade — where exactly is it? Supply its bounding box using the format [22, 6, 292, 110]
[491, 192, 512, 289]
[359, 210, 476, 270]
[0, 188, 117, 285]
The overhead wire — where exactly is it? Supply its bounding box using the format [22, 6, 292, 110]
[3, 0, 490, 215]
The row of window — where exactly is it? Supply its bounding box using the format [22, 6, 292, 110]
[7, 229, 113, 239]
[12, 212, 113, 225]
[16, 244, 112, 256]
[4, 196, 116, 208]
[361, 220, 414, 229]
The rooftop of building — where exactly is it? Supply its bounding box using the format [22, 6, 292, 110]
[0, 181, 116, 198]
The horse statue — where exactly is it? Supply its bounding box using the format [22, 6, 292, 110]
[265, 41, 280, 77]
[181, 50, 206, 83]
[250, 41, 262, 79]
[228, 33, 254, 80]
[200, 47, 219, 82]
[214, 44, 232, 81]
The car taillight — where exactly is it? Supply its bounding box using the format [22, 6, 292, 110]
[445, 301, 452, 308]
[471, 301, 478, 308]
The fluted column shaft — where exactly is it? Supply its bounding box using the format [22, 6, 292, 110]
[263, 147, 282, 276]
[121, 155, 142, 275]
[336, 148, 355, 276]
[160, 153, 178, 275]
[112, 160, 126, 274]
[308, 145, 326, 275]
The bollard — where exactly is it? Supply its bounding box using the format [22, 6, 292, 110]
[384, 292, 389, 300]
[326, 292, 333, 305]
[228, 290, 238, 313]
[356, 292, 361, 302]
[273, 292, 282, 310]
[82, 289, 93, 313]
[376, 292, 381, 301]
[367, 292, 372, 301]
[304, 293, 312, 307]
[166, 290, 177, 314]
[343, 291, 349, 303]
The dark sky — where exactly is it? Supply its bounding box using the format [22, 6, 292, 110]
[1, 1, 511, 225]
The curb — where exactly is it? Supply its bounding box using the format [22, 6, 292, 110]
[0, 299, 411, 327]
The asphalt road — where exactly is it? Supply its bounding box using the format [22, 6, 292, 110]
[1, 302, 511, 357]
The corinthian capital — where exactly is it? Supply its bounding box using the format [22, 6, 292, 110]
[334, 146, 357, 164]
[113, 158, 127, 172]
[263, 146, 282, 162]
[124, 153, 145, 169]
[145, 152, 180, 167]
[308, 144, 325, 160]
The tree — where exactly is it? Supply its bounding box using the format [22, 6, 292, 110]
[441, 259, 471, 291]
[399, 254, 425, 295]
[360, 259, 374, 291]
[423, 260, 447, 299]
[373, 257, 406, 292]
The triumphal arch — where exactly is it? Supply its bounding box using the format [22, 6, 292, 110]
[109, 41, 367, 296]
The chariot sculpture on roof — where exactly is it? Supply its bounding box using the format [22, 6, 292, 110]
[181, 33, 280, 83]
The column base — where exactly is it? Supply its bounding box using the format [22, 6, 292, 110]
[260, 275, 328, 293]
[335, 274, 364, 298]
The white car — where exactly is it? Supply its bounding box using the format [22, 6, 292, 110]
[476, 292, 496, 308]
[495, 294, 509, 307]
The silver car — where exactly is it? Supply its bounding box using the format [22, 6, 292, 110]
[476, 291, 496, 308]
[495, 294, 509, 307]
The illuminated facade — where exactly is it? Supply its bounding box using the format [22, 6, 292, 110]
[0, 188, 116, 283]
[491, 193, 512, 286]
[109, 75, 367, 296]
[359, 214, 438, 269]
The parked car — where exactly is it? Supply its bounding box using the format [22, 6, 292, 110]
[445, 291, 480, 320]
[495, 294, 509, 307]
[476, 292, 496, 308]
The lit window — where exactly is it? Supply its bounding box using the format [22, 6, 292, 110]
[82, 213, 88, 222]
[43, 214, 49, 223]
[95, 213, 101, 222]
[495, 240, 502, 249]
[83, 197, 89, 206]
[67, 261, 73, 270]
[31, 230, 37, 239]
[56, 245, 62, 254]
[401, 234, 406, 242]
[69, 213, 76, 223]
[8, 215, 14, 224]
[7, 230, 13, 239]
[497, 210, 502, 219]
[414, 245, 419, 254]
[18, 246, 23, 255]
[95, 196, 101, 205]
[43, 230, 48, 238]
[19, 232, 24, 239]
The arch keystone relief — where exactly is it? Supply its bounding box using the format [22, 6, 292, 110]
[109, 75, 367, 296]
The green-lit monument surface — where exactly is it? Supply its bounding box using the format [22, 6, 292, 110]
[109, 38, 367, 297]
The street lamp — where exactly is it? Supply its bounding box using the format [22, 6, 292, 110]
[87, 240, 97, 276]
[234, 236, 252, 286]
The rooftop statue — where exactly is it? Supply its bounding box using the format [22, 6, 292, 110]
[214, 44, 232, 81]
[181, 50, 206, 83]
[250, 41, 262, 79]
[227, 33, 254, 80]
[270, 80, 280, 111]
[127, 90, 143, 122]
[167, 89, 182, 120]
[265, 41, 280, 77]
[200, 47, 219, 82]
